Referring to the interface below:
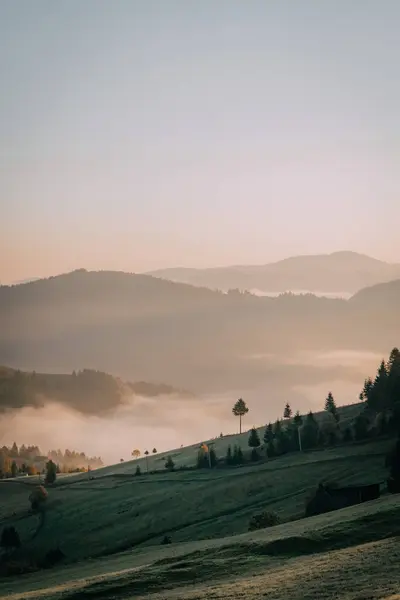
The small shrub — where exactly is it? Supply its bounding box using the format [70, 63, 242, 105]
[29, 486, 48, 511]
[165, 456, 175, 471]
[135, 465, 141, 476]
[41, 547, 65, 568]
[161, 535, 172, 545]
[0, 527, 21, 551]
[248, 511, 279, 531]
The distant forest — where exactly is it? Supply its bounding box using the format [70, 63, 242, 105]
[0, 366, 188, 415]
[0, 443, 103, 478]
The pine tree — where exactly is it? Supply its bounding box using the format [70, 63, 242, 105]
[302, 411, 320, 449]
[373, 360, 389, 412]
[354, 412, 370, 440]
[388, 348, 400, 410]
[45, 460, 57, 484]
[209, 446, 217, 467]
[135, 464, 141, 476]
[226, 445, 233, 465]
[325, 392, 339, 423]
[11, 461, 17, 478]
[263, 423, 273, 444]
[267, 440, 275, 458]
[273, 419, 282, 436]
[293, 411, 303, 427]
[248, 427, 261, 448]
[10, 442, 18, 457]
[232, 398, 249, 434]
[250, 448, 260, 461]
[237, 446, 244, 464]
[283, 403, 292, 419]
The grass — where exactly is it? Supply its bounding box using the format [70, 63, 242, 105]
[0, 435, 398, 599]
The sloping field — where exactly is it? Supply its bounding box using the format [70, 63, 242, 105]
[1, 493, 399, 600]
[0, 439, 392, 563]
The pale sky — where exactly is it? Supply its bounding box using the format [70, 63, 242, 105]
[1, 0, 399, 283]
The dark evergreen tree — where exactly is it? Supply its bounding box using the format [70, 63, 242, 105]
[388, 348, 400, 409]
[209, 446, 217, 467]
[301, 411, 320, 449]
[359, 377, 374, 403]
[225, 445, 233, 465]
[354, 412, 370, 440]
[293, 411, 303, 427]
[196, 448, 208, 469]
[342, 427, 353, 443]
[250, 447, 260, 461]
[248, 427, 261, 448]
[324, 392, 339, 423]
[267, 441, 275, 458]
[273, 419, 282, 437]
[11, 460, 17, 478]
[283, 403, 292, 419]
[263, 423, 273, 445]
[10, 442, 18, 457]
[135, 464, 141, 476]
[45, 459, 57, 484]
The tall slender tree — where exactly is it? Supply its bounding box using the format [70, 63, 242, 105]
[232, 398, 249, 434]
[325, 392, 340, 423]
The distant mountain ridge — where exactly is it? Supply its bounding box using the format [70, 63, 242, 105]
[147, 251, 400, 294]
[0, 269, 399, 406]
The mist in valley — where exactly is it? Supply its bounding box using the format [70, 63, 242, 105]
[0, 349, 382, 465]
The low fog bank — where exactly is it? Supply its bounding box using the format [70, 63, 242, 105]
[0, 349, 382, 465]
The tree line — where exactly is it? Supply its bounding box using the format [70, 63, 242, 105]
[0, 443, 103, 479]
[194, 347, 400, 469]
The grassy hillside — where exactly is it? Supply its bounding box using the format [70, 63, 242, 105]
[0, 437, 393, 561]
[0, 436, 398, 599]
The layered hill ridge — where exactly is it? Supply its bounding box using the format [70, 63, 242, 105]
[1, 269, 399, 404]
[147, 251, 400, 294]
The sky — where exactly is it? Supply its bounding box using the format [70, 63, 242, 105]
[1, 0, 399, 283]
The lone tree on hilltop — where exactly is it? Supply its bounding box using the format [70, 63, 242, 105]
[232, 398, 249, 434]
[325, 392, 340, 423]
[132, 449, 141, 459]
[283, 403, 292, 419]
[152, 448, 157, 454]
[45, 460, 57, 485]
[144, 450, 149, 472]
